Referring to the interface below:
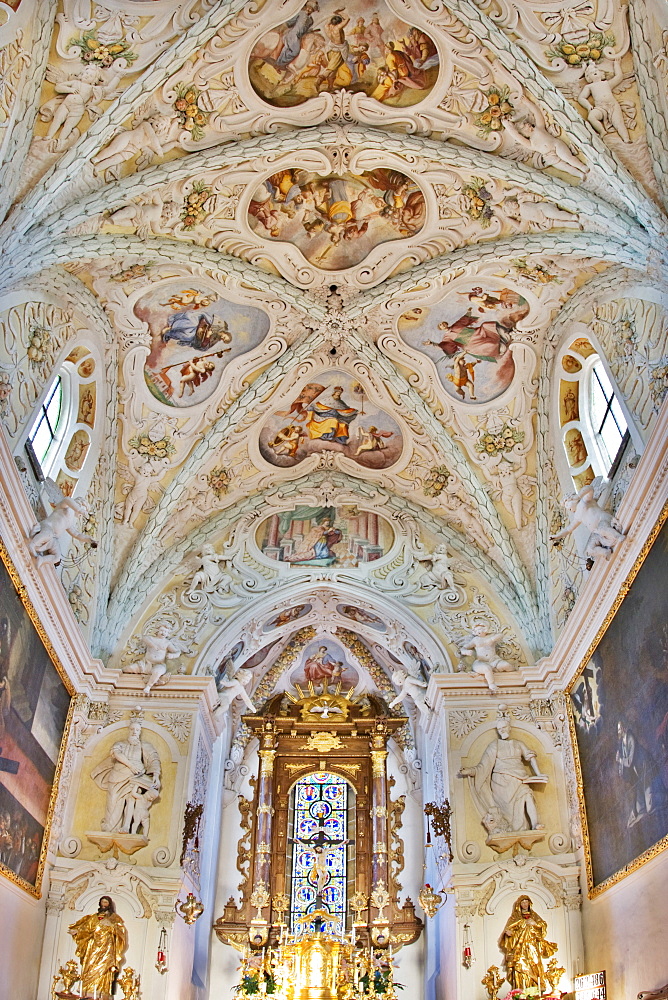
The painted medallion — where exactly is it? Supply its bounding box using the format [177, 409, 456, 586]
[248, 168, 425, 270]
[135, 283, 270, 407]
[259, 373, 402, 470]
[249, 0, 439, 108]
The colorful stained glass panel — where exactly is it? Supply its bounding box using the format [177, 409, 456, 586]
[290, 771, 349, 934]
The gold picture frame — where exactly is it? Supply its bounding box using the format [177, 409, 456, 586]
[567, 500, 668, 897]
[0, 536, 74, 897]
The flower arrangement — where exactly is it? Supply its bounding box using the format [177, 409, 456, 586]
[475, 85, 514, 135]
[128, 434, 175, 460]
[234, 972, 279, 995]
[111, 262, 151, 283]
[70, 30, 136, 68]
[27, 324, 52, 366]
[173, 83, 209, 141]
[423, 465, 451, 497]
[475, 422, 524, 456]
[547, 31, 615, 66]
[207, 466, 231, 498]
[463, 176, 494, 227]
[181, 181, 213, 229]
[511, 258, 560, 284]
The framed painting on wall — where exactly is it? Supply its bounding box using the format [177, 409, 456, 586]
[568, 503, 668, 896]
[0, 538, 73, 896]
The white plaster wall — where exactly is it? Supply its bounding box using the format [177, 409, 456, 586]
[581, 847, 668, 997]
[0, 878, 47, 999]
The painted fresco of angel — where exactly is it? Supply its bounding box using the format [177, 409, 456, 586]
[39, 64, 122, 152]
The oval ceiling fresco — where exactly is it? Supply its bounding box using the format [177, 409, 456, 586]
[135, 282, 270, 407]
[259, 372, 403, 470]
[247, 167, 425, 270]
[397, 284, 531, 404]
[256, 505, 394, 567]
[248, 0, 440, 109]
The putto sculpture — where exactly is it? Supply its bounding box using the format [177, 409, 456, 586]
[28, 490, 97, 569]
[457, 624, 514, 694]
[551, 482, 625, 566]
[121, 625, 181, 694]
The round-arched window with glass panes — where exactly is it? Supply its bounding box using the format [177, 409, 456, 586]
[557, 336, 630, 485]
[287, 771, 355, 935]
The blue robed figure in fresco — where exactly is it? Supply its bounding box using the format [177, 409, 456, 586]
[276, 1, 320, 66]
[161, 309, 232, 350]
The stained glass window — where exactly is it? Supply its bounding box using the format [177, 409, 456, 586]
[288, 771, 352, 935]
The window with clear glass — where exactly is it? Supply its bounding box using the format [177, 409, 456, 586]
[589, 360, 628, 472]
[288, 771, 351, 935]
[28, 377, 63, 468]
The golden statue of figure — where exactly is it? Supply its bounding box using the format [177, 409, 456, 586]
[499, 895, 558, 994]
[68, 895, 127, 998]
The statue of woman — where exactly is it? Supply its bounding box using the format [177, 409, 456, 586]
[499, 895, 557, 993]
[68, 895, 127, 998]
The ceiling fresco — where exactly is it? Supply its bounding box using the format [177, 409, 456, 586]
[0, 0, 666, 729]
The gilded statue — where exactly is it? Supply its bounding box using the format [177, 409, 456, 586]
[499, 895, 559, 994]
[68, 895, 127, 998]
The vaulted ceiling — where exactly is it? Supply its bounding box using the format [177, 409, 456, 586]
[1, 0, 667, 703]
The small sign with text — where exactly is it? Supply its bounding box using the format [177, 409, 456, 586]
[574, 970, 606, 1000]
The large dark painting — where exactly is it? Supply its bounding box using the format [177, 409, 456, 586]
[0, 540, 72, 895]
[569, 508, 668, 895]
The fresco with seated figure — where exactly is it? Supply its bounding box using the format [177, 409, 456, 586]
[135, 283, 270, 407]
[289, 638, 360, 689]
[248, 0, 440, 108]
[397, 285, 530, 404]
[259, 373, 403, 470]
[247, 167, 425, 271]
[257, 505, 393, 567]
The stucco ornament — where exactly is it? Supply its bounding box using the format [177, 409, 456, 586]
[91, 719, 162, 837]
[28, 483, 97, 569]
[550, 481, 625, 564]
[387, 668, 430, 718]
[457, 624, 515, 694]
[217, 667, 256, 714]
[120, 625, 182, 694]
[186, 543, 235, 597]
[457, 715, 548, 853]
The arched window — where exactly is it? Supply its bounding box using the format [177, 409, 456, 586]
[557, 337, 630, 485]
[27, 375, 63, 470]
[287, 771, 355, 934]
[588, 358, 629, 474]
[20, 346, 99, 496]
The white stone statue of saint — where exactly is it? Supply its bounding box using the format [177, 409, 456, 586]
[121, 625, 181, 694]
[550, 483, 625, 565]
[217, 667, 256, 713]
[458, 624, 514, 694]
[91, 719, 161, 837]
[387, 668, 430, 717]
[457, 716, 548, 847]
